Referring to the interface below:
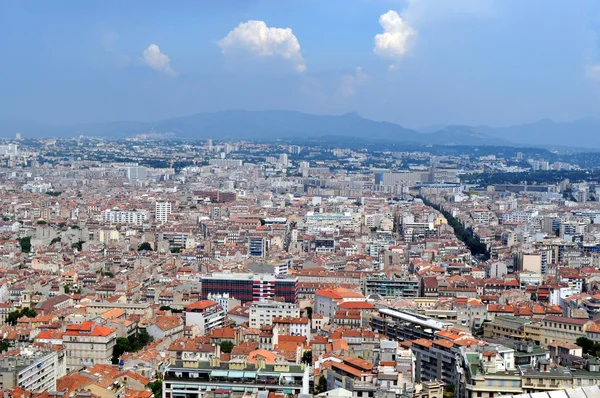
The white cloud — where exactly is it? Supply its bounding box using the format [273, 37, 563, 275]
[339, 67, 369, 96]
[586, 64, 600, 81]
[374, 10, 416, 68]
[219, 20, 306, 73]
[142, 44, 178, 76]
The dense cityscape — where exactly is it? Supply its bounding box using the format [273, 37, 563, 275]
[0, 135, 600, 398]
[5, 0, 600, 397]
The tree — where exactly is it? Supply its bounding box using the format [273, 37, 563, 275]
[112, 337, 131, 363]
[50, 237, 61, 245]
[314, 375, 327, 395]
[0, 340, 9, 352]
[36, 220, 47, 225]
[19, 237, 31, 253]
[21, 307, 37, 318]
[220, 340, 234, 354]
[576, 337, 596, 355]
[71, 241, 84, 251]
[301, 350, 313, 365]
[64, 285, 70, 294]
[305, 307, 313, 320]
[148, 380, 162, 397]
[138, 242, 153, 251]
[444, 384, 456, 398]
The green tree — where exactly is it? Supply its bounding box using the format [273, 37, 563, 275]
[148, 380, 162, 397]
[0, 340, 9, 352]
[50, 237, 61, 245]
[576, 337, 596, 355]
[71, 241, 84, 251]
[19, 237, 31, 253]
[64, 285, 71, 294]
[21, 307, 37, 318]
[36, 220, 47, 225]
[220, 340, 234, 354]
[305, 306, 313, 320]
[444, 384, 456, 398]
[112, 337, 132, 363]
[301, 350, 313, 365]
[314, 375, 328, 395]
[138, 242, 153, 251]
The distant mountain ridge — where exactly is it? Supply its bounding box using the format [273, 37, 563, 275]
[1, 110, 599, 148]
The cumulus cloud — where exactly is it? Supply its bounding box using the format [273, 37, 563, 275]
[142, 44, 178, 76]
[219, 20, 306, 73]
[374, 10, 416, 68]
[586, 64, 600, 81]
[339, 67, 369, 96]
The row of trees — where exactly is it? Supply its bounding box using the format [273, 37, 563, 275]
[7, 307, 37, 326]
[419, 195, 489, 258]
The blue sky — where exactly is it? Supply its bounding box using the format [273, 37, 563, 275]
[1, 0, 600, 128]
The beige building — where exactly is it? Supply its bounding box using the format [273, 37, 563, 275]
[63, 321, 117, 372]
[540, 316, 591, 347]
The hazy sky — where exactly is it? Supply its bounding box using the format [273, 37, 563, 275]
[2, 0, 600, 128]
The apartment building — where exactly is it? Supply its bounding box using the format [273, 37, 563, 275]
[411, 338, 461, 388]
[101, 209, 149, 225]
[371, 308, 452, 342]
[63, 321, 117, 371]
[185, 300, 226, 335]
[0, 347, 66, 393]
[540, 316, 592, 346]
[155, 200, 172, 223]
[324, 356, 377, 398]
[249, 300, 300, 329]
[201, 273, 298, 304]
[163, 356, 308, 396]
[314, 287, 366, 318]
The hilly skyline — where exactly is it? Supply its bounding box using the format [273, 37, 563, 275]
[2, 110, 600, 149]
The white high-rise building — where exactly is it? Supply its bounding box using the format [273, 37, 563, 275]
[207, 138, 213, 151]
[0, 144, 18, 157]
[279, 153, 288, 167]
[126, 165, 147, 180]
[155, 201, 172, 223]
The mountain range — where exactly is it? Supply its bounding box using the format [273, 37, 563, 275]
[1, 110, 600, 149]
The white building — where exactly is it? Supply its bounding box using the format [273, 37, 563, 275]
[101, 209, 149, 225]
[126, 165, 147, 180]
[273, 317, 311, 339]
[185, 300, 225, 335]
[0, 347, 65, 392]
[249, 300, 300, 329]
[155, 201, 172, 223]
